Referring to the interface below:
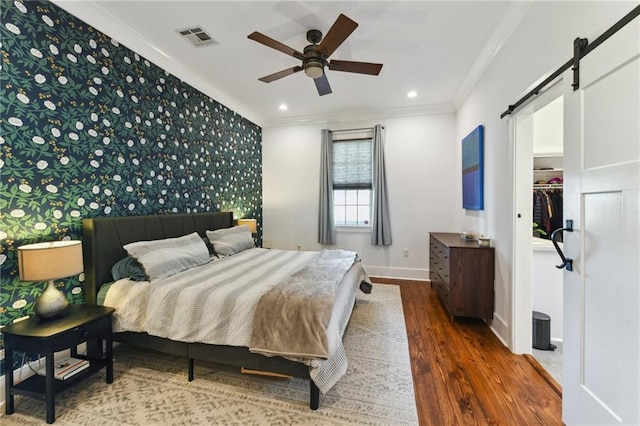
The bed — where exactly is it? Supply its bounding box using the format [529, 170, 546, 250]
[81, 212, 369, 409]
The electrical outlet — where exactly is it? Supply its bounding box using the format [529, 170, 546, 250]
[403, 248, 409, 257]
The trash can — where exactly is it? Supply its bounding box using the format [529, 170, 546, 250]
[532, 311, 556, 351]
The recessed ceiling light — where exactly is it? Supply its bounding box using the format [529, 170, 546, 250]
[407, 91, 418, 98]
[279, 104, 288, 111]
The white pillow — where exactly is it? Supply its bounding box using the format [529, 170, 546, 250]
[206, 225, 254, 257]
[124, 232, 210, 281]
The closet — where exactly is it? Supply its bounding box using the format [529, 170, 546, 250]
[533, 154, 563, 239]
[530, 96, 563, 384]
[532, 96, 564, 239]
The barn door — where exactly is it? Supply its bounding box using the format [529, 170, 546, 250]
[561, 17, 639, 425]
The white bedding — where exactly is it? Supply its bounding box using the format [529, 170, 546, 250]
[103, 247, 368, 393]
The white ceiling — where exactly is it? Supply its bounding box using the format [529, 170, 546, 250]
[54, 1, 528, 127]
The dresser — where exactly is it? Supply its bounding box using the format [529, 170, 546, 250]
[429, 232, 495, 320]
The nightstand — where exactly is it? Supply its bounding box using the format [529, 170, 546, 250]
[3, 304, 115, 424]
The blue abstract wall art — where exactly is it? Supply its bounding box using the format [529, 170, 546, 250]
[462, 125, 484, 210]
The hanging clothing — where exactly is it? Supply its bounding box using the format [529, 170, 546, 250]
[549, 190, 564, 232]
[533, 188, 563, 240]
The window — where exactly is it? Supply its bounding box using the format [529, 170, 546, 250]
[332, 138, 372, 226]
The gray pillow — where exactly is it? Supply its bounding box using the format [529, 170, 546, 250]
[206, 225, 254, 257]
[124, 232, 210, 281]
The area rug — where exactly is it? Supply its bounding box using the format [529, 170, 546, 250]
[3, 284, 418, 425]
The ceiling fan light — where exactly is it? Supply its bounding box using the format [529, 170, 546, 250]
[304, 64, 324, 79]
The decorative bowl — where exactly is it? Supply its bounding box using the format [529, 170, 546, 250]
[460, 232, 476, 241]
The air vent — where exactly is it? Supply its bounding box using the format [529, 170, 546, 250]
[177, 26, 218, 48]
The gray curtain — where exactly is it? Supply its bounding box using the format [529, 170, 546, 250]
[371, 124, 392, 245]
[318, 129, 335, 244]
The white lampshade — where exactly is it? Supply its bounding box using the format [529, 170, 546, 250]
[237, 219, 257, 234]
[18, 240, 83, 281]
[17, 240, 83, 320]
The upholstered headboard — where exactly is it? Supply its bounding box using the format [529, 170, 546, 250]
[81, 212, 234, 304]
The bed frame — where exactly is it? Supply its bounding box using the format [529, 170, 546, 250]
[81, 212, 321, 409]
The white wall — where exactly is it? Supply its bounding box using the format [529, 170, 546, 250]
[455, 1, 633, 347]
[262, 113, 457, 280]
[533, 97, 564, 155]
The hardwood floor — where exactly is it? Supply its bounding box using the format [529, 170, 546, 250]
[371, 277, 563, 425]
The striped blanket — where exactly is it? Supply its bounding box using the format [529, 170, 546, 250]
[103, 247, 367, 393]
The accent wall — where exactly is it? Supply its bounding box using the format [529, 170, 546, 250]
[0, 0, 262, 372]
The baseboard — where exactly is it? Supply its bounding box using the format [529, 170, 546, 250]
[363, 266, 428, 281]
[489, 312, 510, 349]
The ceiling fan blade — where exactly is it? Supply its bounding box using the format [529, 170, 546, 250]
[329, 60, 383, 75]
[258, 66, 303, 83]
[314, 73, 332, 96]
[315, 14, 358, 57]
[248, 32, 304, 60]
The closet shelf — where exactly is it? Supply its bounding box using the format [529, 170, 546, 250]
[533, 183, 563, 189]
[534, 168, 563, 173]
[533, 152, 563, 158]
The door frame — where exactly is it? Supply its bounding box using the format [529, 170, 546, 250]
[511, 81, 563, 354]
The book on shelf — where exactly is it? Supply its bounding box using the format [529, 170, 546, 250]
[37, 356, 90, 380]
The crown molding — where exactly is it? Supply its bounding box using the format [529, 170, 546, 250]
[262, 103, 456, 128]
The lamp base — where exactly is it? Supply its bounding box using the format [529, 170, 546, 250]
[34, 280, 69, 320]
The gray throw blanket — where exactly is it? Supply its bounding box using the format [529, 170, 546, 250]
[250, 249, 358, 359]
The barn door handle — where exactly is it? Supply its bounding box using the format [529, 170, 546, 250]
[551, 219, 573, 271]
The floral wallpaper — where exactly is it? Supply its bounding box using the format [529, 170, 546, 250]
[0, 1, 262, 371]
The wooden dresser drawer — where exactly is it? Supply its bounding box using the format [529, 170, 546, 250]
[429, 268, 449, 307]
[430, 238, 450, 282]
[430, 237, 450, 261]
[433, 279, 449, 304]
[429, 250, 442, 272]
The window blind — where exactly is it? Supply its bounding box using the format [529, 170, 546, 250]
[332, 138, 372, 189]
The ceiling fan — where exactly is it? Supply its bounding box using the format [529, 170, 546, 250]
[248, 14, 383, 96]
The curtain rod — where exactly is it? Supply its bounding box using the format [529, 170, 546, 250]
[330, 127, 376, 133]
[501, 4, 639, 119]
